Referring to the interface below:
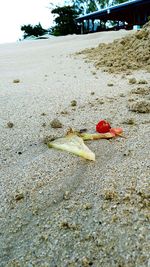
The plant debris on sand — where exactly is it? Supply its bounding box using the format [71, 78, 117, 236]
[76, 21, 150, 73]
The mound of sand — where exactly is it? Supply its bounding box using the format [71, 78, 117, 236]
[128, 85, 150, 113]
[77, 21, 150, 73]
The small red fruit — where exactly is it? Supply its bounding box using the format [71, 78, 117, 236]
[96, 120, 111, 133]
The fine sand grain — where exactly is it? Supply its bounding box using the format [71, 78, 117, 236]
[0, 30, 150, 267]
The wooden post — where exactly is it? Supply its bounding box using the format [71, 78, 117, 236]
[92, 19, 95, 32]
[87, 19, 90, 33]
[81, 21, 84, 34]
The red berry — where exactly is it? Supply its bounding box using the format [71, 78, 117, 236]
[96, 120, 111, 133]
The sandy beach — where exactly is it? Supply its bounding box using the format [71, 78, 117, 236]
[0, 30, 150, 267]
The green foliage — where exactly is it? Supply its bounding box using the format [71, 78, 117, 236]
[51, 5, 80, 36]
[71, 0, 110, 13]
[97, 0, 110, 9]
[21, 23, 47, 39]
[112, 0, 129, 4]
[87, 1, 98, 13]
[71, 0, 129, 13]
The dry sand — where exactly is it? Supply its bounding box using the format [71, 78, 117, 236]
[77, 21, 150, 74]
[0, 30, 150, 267]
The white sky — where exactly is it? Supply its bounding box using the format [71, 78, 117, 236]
[0, 0, 67, 44]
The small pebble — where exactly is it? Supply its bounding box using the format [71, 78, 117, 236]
[61, 110, 69, 115]
[7, 122, 14, 128]
[119, 93, 125, 97]
[71, 100, 77, 107]
[129, 77, 136, 84]
[83, 203, 92, 210]
[123, 149, 132, 156]
[15, 192, 24, 201]
[97, 98, 105, 104]
[50, 118, 63, 128]
[122, 118, 136, 125]
[91, 91, 95, 95]
[63, 191, 70, 200]
[91, 71, 96, 75]
[81, 257, 92, 266]
[138, 79, 148, 84]
[103, 190, 118, 200]
[60, 220, 78, 230]
[13, 79, 20, 83]
[107, 82, 114, 86]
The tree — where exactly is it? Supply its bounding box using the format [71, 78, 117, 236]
[50, 0, 130, 36]
[112, 0, 129, 4]
[86, 1, 98, 13]
[71, 0, 129, 14]
[21, 23, 47, 39]
[71, 0, 110, 14]
[51, 5, 80, 36]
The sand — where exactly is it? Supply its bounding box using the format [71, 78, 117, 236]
[77, 21, 150, 74]
[0, 30, 150, 267]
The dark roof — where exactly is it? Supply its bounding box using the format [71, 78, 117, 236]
[76, 0, 150, 22]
